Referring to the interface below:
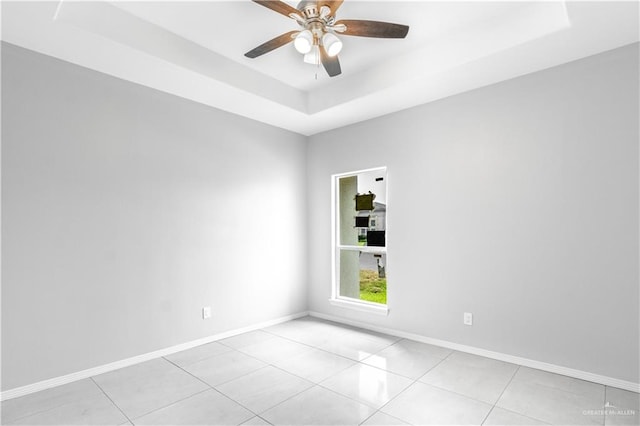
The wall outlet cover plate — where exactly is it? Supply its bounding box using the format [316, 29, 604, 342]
[202, 306, 212, 319]
[464, 312, 473, 326]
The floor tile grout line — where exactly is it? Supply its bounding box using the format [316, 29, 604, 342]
[362, 355, 451, 425]
[165, 343, 235, 366]
[517, 366, 611, 396]
[238, 332, 355, 362]
[254, 414, 274, 425]
[204, 389, 259, 422]
[363, 379, 416, 423]
[265, 361, 352, 387]
[358, 339, 454, 365]
[132, 388, 213, 422]
[358, 409, 407, 426]
[217, 331, 278, 351]
[517, 376, 606, 398]
[272, 382, 385, 423]
[167, 348, 356, 425]
[415, 353, 452, 382]
[414, 380, 507, 410]
[316, 360, 413, 386]
[263, 318, 403, 347]
[262, 319, 402, 348]
[175, 338, 357, 393]
[212, 347, 380, 407]
[0, 384, 107, 424]
[480, 365, 521, 425]
[235, 341, 319, 363]
[176, 319, 380, 369]
[255, 324, 455, 382]
[484, 366, 612, 425]
[314, 378, 396, 412]
[90, 377, 133, 425]
[1, 401, 71, 423]
[366, 351, 480, 425]
[249, 382, 319, 420]
[244, 334, 448, 388]
[485, 405, 552, 425]
[253, 330, 398, 365]
[411, 351, 524, 407]
[479, 400, 497, 423]
[211, 364, 273, 389]
[174, 331, 381, 390]
[168, 345, 277, 389]
[252, 324, 454, 390]
[175, 343, 273, 374]
[241, 322, 416, 417]
[105, 355, 218, 419]
[161, 356, 263, 419]
[349, 360, 419, 382]
[277, 323, 452, 423]
[357, 410, 379, 425]
[162, 357, 218, 390]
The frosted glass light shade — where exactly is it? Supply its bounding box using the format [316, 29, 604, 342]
[304, 46, 320, 64]
[294, 30, 313, 54]
[322, 32, 342, 57]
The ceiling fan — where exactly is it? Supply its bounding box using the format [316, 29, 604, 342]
[244, 0, 409, 77]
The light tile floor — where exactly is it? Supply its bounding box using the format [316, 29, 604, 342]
[2, 317, 638, 425]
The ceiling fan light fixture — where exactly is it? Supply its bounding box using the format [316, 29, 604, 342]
[322, 32, 343, 57]
[303, 45, 320, 64]
[294, 29, 313, 54]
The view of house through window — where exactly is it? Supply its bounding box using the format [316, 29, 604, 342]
[335, 168, 387, 305]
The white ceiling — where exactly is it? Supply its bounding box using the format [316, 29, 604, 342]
[112, 1, 529, 91]
[2, 1, 639, 135]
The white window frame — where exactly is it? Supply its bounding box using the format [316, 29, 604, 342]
[330, 167, 389, 316]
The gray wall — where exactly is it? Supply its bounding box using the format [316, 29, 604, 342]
[307, 43, 639, 383]
[3, 41, 638, 391]
[1, 43, 308, 390]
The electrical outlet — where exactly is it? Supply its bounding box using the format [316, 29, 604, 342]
[202, 306, 211, 319]
[464, 312, 473, 326]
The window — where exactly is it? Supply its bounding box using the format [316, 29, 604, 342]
[331, 167, 388, 315]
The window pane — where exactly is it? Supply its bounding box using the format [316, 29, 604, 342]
[339, 250, 387, 304]
[339, 171, 386, 247]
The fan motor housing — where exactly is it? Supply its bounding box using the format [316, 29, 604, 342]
[297, 1, 319, 19]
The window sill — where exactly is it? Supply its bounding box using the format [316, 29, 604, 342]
[329, 298, 389, 316]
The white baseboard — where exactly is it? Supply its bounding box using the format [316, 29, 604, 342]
[309, 311, 640, 393]
[0, 311, 309, 402]
[4, 309, 637, 401]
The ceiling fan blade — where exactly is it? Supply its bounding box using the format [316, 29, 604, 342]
[318, 0, 344, 15]
[245, 31, 298, 58]
[252, 0, 302, 19]
[319, 45, 341, 77]
[334, 20, 409, 38]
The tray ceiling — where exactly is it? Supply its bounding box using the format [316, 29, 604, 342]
[2, 1, 638, 135]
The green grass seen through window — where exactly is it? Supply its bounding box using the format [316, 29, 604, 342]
[359, 270, 387, 304]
